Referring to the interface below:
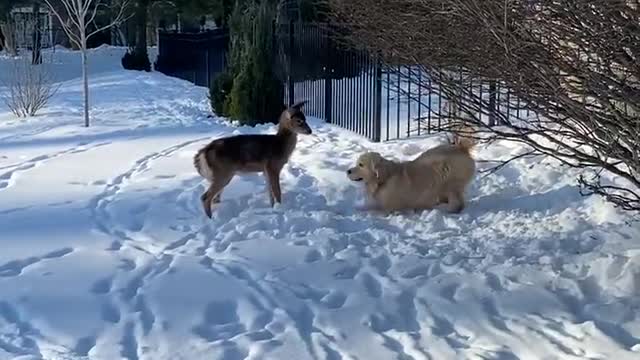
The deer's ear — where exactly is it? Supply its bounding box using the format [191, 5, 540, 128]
[290, 100, 308, 111]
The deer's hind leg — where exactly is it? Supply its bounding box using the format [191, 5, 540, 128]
[201, 171, 234, 218]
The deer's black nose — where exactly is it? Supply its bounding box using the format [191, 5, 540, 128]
[347, 169, 352, 174]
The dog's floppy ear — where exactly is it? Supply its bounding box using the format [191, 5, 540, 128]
[369, 153, 391, 184]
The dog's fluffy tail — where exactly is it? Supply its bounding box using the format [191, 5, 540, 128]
[193, 146, 214, 182]
[450, 124, 477, 153]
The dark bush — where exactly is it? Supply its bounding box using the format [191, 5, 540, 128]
[209, 71, 234, 117]
[122, 49, 151, 72]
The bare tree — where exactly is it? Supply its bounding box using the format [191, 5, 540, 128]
[330, 0, 640, 213]
[32, 1, 42, 65]
[1, 53, 60, 117]
[42, 0, 130, 127]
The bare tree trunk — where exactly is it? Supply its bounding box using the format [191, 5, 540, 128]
[135, 0, 149, 56]
[32, 1, 42, 65]
[81, 44, 89, 127]
[43, 0, 130, 127]
[0, 20, 17, 56]
[79, 8, 90, 129]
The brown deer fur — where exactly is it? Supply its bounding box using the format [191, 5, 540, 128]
[193, 101, 312, 218]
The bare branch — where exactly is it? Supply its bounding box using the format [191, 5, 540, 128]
[88, 1, 132, 40]
[329, 0, 640, 212]
[476, 150, 539, 179]
[41, 0, 134, 127]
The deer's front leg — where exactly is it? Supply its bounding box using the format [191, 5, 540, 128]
[263, 173, 274, 206]
[265, 163, 282, 206]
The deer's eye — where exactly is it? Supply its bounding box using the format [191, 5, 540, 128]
[358, 163, 364, 167]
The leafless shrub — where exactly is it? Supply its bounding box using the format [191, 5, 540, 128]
[330, 0, 640, 213]
[0, 54, 60, 118]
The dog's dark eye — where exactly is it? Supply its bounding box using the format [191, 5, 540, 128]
[358, 163, 363, 167]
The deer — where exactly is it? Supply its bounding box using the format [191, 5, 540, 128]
[193, 101, 312, 218]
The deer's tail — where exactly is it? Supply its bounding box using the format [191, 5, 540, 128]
[193, 146, 214, 182]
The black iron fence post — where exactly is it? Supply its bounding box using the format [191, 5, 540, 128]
[205, 48, 210, 87]
[373, 56, 383, 142]
[488, 80, 497, 126]
[287, 20, 295, 106]
[324, 67, 333, 123]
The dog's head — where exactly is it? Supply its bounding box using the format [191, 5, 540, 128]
[347, 152, 391, 184]
[280, 100, 312, 135]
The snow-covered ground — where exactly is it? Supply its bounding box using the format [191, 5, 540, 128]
[1, 46, 639, 360]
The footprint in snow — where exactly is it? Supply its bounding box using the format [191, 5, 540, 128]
[358, 272, 383, 298]
[304, 249, 322, 263]
[321, 291, 348, 309]
[90, 277, 113, 295]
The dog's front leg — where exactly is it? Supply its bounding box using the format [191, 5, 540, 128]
[446, 191, 465, 213]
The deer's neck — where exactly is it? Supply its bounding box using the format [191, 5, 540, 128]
[276, 125, 298, 158]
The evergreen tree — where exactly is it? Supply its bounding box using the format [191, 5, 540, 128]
[211, 0, 284, 125]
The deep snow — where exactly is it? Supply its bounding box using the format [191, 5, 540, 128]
[0, 46, 639, 360]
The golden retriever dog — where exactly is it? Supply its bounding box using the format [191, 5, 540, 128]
[346, 132, 476, 213]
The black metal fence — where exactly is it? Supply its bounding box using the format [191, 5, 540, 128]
[276, 23, 530, 142]
[155, 29, 229, 87]
[274, 22, 385, 140]
[156, 22, 528, 142]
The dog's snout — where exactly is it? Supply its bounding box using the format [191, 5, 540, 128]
[347, 169, 352, 175]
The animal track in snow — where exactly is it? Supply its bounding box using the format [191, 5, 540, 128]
[358, 272, 383, 298]
[304, 249, 322, 263]
[100, 301, 121, 324]
[0, 248, 73, 277]
[321, 291, 348, 309]
[0, 142, 110, 191]
[90, 277, 113, 294]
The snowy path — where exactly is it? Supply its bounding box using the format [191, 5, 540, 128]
[1, 47, 639, 360]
